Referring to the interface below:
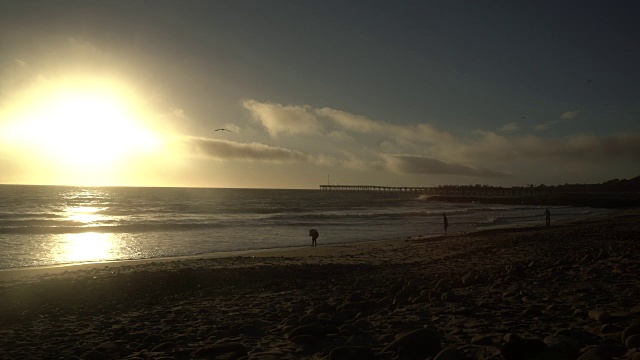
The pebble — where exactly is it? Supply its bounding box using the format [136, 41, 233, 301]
[626, 334, 640, 349]
[382, 328, 442, 358]
[622, 324, 640, 344]
[588, 309, 611, 323]
[434, 346, 464, 360]
[327, 346, 375, 360]
[499, 338, 548, 360]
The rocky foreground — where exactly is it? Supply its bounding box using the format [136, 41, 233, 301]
[0, 210, 639, 360]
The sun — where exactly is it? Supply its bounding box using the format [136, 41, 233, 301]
[1, 76, 168, 185]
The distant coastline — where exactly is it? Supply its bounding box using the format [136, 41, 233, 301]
[322, 175, 640, 208]
[425, 193, 640, 208]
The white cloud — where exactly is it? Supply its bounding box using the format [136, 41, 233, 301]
[241, 100, 455, 160]
[189, 137, 310, 162]
[560, 109, 582, 120]
[535, 109, 582, 130]
[238, 99, 639, 181]
[327, 130, 353, 141]
[534, 120, 557, 131]
[498, 122, 520, 133]
[242, 100, 322, 137]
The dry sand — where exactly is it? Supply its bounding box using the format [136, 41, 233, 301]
[1, 209, 640, 359]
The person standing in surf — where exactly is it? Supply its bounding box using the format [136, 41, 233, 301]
[443, 213, 449, 235]
[309, 229, 319, 247]
[544, 208, 551, 226]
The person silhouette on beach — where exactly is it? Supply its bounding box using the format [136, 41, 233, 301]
[443, 213, 448, 235]
[544, 208, 551, 227]
[309, 229, 319, 247]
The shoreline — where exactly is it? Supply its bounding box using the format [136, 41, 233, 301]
[0, 207, 627, 284]
[0, 208, 622, 283]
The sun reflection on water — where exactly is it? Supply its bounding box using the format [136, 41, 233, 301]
[53, 232, 117, 263]
[66, 206, 105, 224]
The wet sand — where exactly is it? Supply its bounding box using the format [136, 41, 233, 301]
[1, 209, 639, 359]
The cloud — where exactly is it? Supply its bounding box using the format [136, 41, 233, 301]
[498, 122, 520, 133]
[189, 137, 310, 162]
[535, 109, 582, 131]
[240, 99, 639, 181]
[560, 109, 582, 120]
[534, 120, 558, 131]
[470, 131, 640, 162]
[384, 154, 509, 178]
[327, 130, 354, 141]
[315, 107, 452, 145]
[242, 100, 455, 157]
[242, 100, 322, 137]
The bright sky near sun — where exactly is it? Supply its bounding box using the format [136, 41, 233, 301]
[0, 1, 639, 188]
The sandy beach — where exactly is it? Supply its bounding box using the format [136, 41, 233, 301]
[1, 210, 640, 360]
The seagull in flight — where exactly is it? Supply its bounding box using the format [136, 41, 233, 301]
[214, 128, 231, 132]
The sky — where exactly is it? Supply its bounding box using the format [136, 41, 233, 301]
[0, 1, 639, 189]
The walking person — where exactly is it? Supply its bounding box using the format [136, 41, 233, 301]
[309, 228, 319, 247]
[443, 213, 448, 235]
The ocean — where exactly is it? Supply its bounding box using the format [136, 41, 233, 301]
[0, 185, 612, 269]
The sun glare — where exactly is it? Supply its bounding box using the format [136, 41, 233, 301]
[53, 232, 117, 264]
[1, 76, 168, 185]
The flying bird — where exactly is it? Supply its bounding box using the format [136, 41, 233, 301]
[214, 128, 231, 132]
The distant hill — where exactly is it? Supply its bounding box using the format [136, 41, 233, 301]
[425, 176, 640, 208]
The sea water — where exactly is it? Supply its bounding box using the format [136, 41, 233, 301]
[0, 185, 612, 269]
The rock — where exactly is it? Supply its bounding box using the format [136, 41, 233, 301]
[440, 292, 461, 302]
[471, 334, 495, 346]
[93, 342, 119, 352]
[328, 346, 375, 360]
[543, 334, 583, 357]
[555, 329, 599, 345]
[290, 335, 317, 346]
[346, 334, 370, 346]
[142, 334, 163, 345]
[599, 324, 618, 334]
[233, 323, 264, 337]
[626, 334, 640, 349]
[382, 328, 442, 358]
[462, 272, 478, 286]
[81, 351, 108, 360]
[151, 342, 176, 352]
[576, 346, 613, 360]
[588, 309, 611, 323]
[312, 302, 336, 315]
[345, 292, 366, 302]
[288, 324, 336, 339]
[434, 347, 464, 360]
[622, 324, 640, 344]
[192, 342, 247, 358]
[523, 305, 543, 316]
[500, 338, 548, 360]
[299, 313, 319, 325]
[503, 333, 522, 343]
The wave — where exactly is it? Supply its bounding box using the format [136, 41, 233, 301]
[0, 222, 232, 235]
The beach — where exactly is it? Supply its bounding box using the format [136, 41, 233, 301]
[1, 210, 639, 360]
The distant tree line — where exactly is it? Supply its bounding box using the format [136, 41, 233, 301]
[433, 175, 640, 193]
